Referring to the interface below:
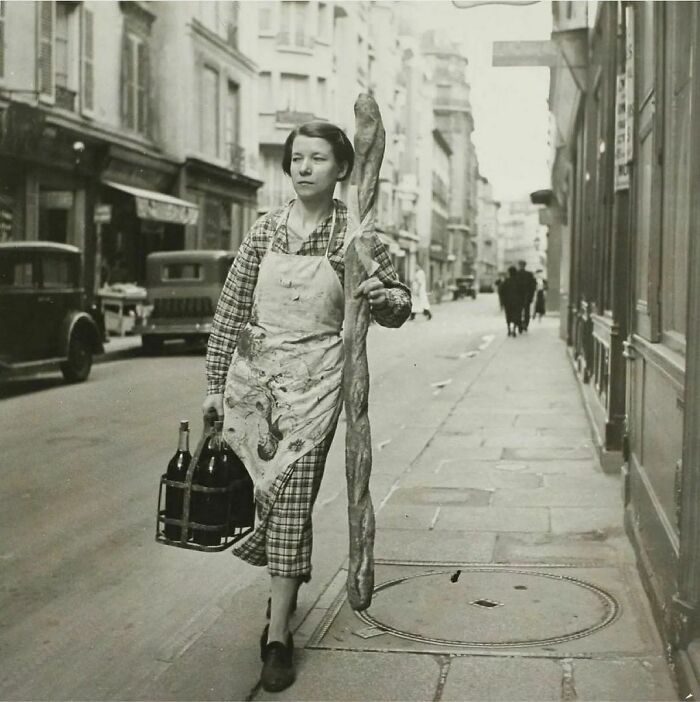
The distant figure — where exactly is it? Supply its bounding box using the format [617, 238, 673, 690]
[410, 266, 432, 320]
[498, 266, 522, 337]
[514, 260, 536, 332]
[533, 270, 547, 321]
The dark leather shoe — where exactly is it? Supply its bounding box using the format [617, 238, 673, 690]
[261, 631, 295, 692]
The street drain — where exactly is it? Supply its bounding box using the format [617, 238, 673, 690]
[305, 562, 623, 652]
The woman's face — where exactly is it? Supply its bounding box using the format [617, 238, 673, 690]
[289, 135, 347, 200]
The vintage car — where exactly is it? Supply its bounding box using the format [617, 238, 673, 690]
[453, 275, 477, 300]
[134, 250, 235, 354]
[0, 242, 105, 383]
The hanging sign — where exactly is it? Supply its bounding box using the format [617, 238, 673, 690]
[614, 73, 630, 191]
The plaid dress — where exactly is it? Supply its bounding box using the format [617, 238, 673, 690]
[206, 200, 411, 579]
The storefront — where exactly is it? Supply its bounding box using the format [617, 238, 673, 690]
[182, 157, 261, 255]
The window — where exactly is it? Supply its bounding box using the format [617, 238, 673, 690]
[317, 2, 329, 42]
[38, 1, 55, 98]
[225, 80, 241, 168]
[162, 263, 202, 281]
[0, 0, 5, 78]
[0, 258, 35, 288]
[258, 1, 273, 33]
[279, 73, 308, 112]
[201, 65, 219, 157]
[317, 77, 327, 116]
[42, 255, 72, 288]
[279, 1, 310, 48]
[259, 71, 273, 112]
[82, 7, 94, 112]
[55, 3, 69, 88]
[198, 1, 237, 47]
[121, 31, 150, 134]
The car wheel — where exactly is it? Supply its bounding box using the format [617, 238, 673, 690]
[142, 335, 164, 355]
[61, 334, 93, 383]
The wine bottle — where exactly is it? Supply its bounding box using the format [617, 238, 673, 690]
[224, 443, 254, 529]
[192, 421, 231, 546]
[164, 419, 191, 540]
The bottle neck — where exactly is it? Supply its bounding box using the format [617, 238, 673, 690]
[177, 428, 190, 453]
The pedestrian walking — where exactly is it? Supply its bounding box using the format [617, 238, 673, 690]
[533, 269, 547, 321]
[498, 266, 522, 336]
[202, 120, 411, 693]
[514, 259, 537, 332]
[410, 265, 432, 320]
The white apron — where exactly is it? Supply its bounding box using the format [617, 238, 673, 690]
[223, 205, 344, 496]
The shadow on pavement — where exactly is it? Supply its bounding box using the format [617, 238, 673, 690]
[0, 375, 66, 400]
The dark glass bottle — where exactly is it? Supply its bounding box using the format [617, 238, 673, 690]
[224, 443, 254, 529]
[192, 421, 231, 546]
[164, 420, 191, 540]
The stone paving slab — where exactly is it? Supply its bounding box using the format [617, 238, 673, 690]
[436, 506, 550, 532]
[374, 529, 497, 563]
[502, 446, 596, 461]
[571, 656, 678, 700]
[550, 507, 625, 533]
[441, 656, 563, 701]
[255, 650, 441, 701]
[515, 413, 591, 429]
[492, 486, 621, 508]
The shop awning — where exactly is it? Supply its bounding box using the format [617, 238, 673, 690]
[103, 180, 199, 226]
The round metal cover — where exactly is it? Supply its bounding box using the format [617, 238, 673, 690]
[355, 567, 620, 648]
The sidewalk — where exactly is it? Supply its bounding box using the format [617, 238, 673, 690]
[258, 318, 678, 701]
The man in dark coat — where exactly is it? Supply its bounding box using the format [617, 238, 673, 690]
[498, 266, 522, 337]
[514, 260, 537, 332]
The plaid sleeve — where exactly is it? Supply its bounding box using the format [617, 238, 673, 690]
[205, 218, 267, 395]
[369, 235, 412, 328]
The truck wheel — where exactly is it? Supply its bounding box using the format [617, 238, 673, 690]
[61, 334, 93, 383]
[142, 335, 163, 355]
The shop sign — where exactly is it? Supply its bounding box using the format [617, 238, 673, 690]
[94, 205, 112, 224]
[135, 197, 198, 226]
[614, 73, 630, 191]
[625, 6, 635, 163]
[0, 206, 12, 242]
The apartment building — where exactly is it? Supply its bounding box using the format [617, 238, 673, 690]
[250, 0, 345, 212]
[0, 0, 261, 289]
[497, 199, 547, 273]
[475, 175, 500, 291]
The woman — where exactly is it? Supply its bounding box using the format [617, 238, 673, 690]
[410, 265, 432, 320]
[498, 265, 522, 337]
[202, 121, 411, 692]
[533, 270, 547, 321]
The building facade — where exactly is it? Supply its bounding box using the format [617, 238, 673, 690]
[497, 199, 547, 273]
[0, 0, 261, 290]
[475, 175, 499, 292]
[547, 2, 700, 695]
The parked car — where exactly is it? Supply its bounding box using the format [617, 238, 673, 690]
[0, 242, 105, 383]
[134, 250, 235, 354]
[453, 276, 477, 300]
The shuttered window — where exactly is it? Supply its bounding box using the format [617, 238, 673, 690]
[82, 7, 94, 112]
[121, 31, 149, 134]
[38, 1, 55, 98]
[0, 0, 6, 79]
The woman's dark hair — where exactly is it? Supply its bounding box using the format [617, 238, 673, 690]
[508, 266, 517, 276]
[282, 121, 354, 181]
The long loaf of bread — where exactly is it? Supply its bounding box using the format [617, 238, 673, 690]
[344, 94, 385, 611]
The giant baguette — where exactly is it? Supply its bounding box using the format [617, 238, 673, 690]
[344, 94, 385, 611]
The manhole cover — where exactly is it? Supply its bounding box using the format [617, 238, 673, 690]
[354, 567, 620, 648]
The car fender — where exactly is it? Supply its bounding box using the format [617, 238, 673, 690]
[60, 312, 104, 357]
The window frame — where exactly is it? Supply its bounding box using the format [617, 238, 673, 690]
[81, 5, 95, 116]
[37, 0, 56, 102]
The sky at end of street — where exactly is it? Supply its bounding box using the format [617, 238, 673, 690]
[406, 0, 554, 203]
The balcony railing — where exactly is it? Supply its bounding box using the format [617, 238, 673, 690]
[276, 110, 315, 125]
[276, 31, 314, 49]
[227, 142, 245, 172]
[55, 85, 77, 112]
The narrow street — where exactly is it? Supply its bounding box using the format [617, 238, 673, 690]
[1, 295, 507, 701]
[1, 296, 679, 701]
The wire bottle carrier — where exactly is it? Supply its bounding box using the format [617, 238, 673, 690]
[156, 417, 254, 552]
